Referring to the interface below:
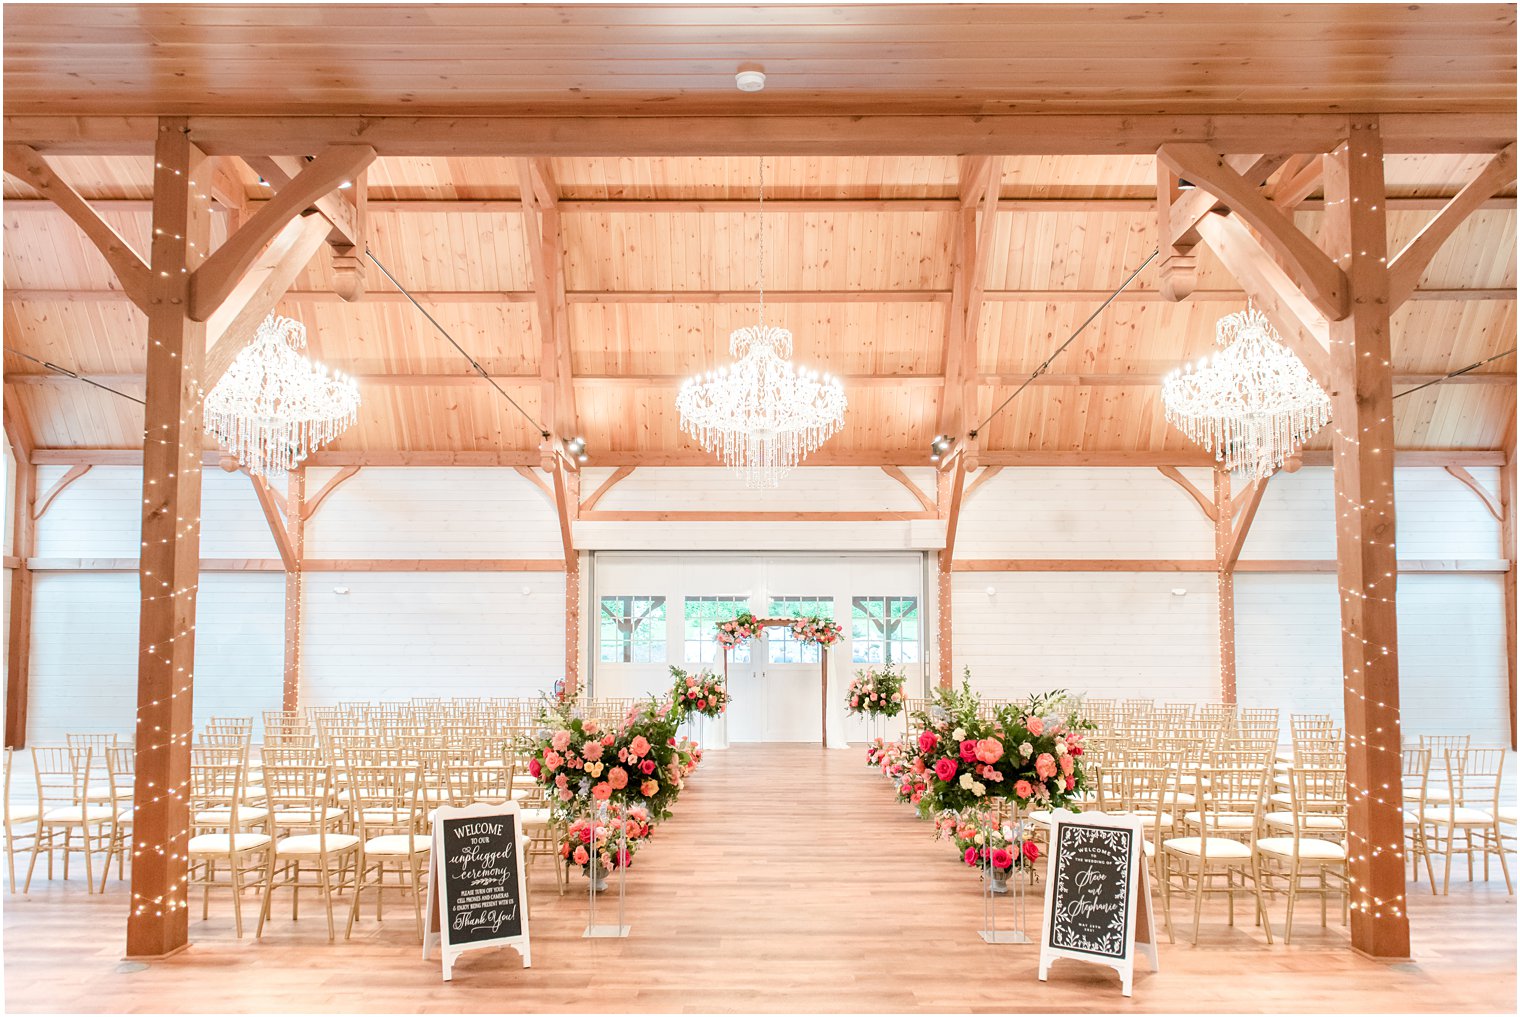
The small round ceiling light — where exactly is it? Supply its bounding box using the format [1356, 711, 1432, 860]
[735, 69, 767, 92]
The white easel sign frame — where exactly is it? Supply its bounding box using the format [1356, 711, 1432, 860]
[1037, 809, 1158, 997]
[423, 801, 532, 980]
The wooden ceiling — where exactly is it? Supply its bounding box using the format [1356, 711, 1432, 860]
[4, 4, 1515, 116]
[1, 5, 1515, 464]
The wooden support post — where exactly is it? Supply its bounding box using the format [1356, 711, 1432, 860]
[126, 118, 211, 961]
[4, 404, 37, 749]
[1213, 469, 1237, 706]
[1502, 415, 1517, 750]
[936, 452, 968, 690]
[282, 469, 304, 713]
[550, 457, 581, 697]
[1323, 120, 1410, 960]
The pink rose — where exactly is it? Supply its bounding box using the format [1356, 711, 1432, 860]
[975, 738, 1004, 764]
[640, 759, 657, 775]
[607, 767, 629, 789]
[618, 747, 629, 763]
[1023, 841, 1040, 862]
[1014, 779, 1033, 799]
[584, 740, 604, 761]
[630, 735, 651, 757]
[959, 740, 978, 762]
[558, 788, 573, 801]
[602, 734, 615, 746]
[554, 773, 569, 789]
[697, 700, 707, 710]
[591, 782, 612, 801]
[578, 825, 593, 843]
[1035, 753, 1057, 780]
[543, 750, 562, 770]
[573, 846, 589, 866]
[933, 757, 958, 782]
[1026, 716, 1045, 737]
[687, 690, 697, 699]
[990, 848, 1013, 870]
[640, 779, 659, 796]
[584, 721, 600, 735]
[918, 731, 939, 753]
[963, 847, 978, 866]
[528, 758, 542, 778]
[1065, 775, 1076, 790]
[551, 730, 572, 751]
[910, 757, 926, 775]
[1060, 753, 1075, 775]
[851, 696, 860, 707]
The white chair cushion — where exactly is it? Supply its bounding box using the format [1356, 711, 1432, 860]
[1027, 810, 1053, 826]
[1142, 840, 1155, 858]
[188, 832, 271, 855]
[7, 807, 39, 823]
[1183, 811, 1255, 830]
[195, 807, 269, 825]
[1497, 805, 1516, 823]
[1162, 836, 1252, 859]
[1422, 806, 1496, 825]
[1264, 811, 1345, 830]
[517, 808, 552, 827]
[363, 834, 431, 855]
[271, 807, 347, 824]
[1133, 812, 1174, 829]
[275, 833, 360, 856]
[1255, 836, 1346, 860]
[42, 805, 115, 824]
[241, 786, 267, 801]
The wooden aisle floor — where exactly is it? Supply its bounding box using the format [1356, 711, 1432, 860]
[3, 743, 1516, 1014]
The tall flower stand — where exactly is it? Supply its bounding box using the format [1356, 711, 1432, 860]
[582, 800, 630, 939]
[979, 813, 1031, 945]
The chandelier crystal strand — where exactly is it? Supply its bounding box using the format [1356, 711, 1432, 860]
[204, 314, 361, 480]
[677, 157, 846, 488]
[1161, 306, 1331, 480]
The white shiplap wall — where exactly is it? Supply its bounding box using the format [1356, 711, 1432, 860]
[300, 571, 565, 704]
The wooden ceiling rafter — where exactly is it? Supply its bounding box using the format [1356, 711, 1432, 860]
[516, 156, 576, 444]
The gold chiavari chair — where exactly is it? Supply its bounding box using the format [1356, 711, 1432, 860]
[1160, 762, 1270, 944]
[1254, 765, 1349, 944]
[188, 745, 274, 938]
[1417, 734, 1471, 805]
[1423, 748, 1511, 894]
[257, 747, 360, 941]
[26, 746, 113, 892]
[344, 761, 431, 941]
[1400, 747, 1437, 891]
[4, 748, 38, 894]
[98, 746, 135, 890]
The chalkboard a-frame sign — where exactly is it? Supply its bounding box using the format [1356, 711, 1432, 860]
[1037, 810, 1157, 997]
[423, 802, 532, 980]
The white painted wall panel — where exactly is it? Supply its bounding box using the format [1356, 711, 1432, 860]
[951, 572, 1220, 702]
[300, 572, 565, 705]
[590, 466, 934, 513]
[304, 467, 561, 559]
[26, 572, 284, 743]
[1396, 467, 1502, 558]
[957, 468, 1215, 559]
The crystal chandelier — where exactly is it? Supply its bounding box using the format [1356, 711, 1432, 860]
[204, 314, 360, 480]
[1161, 306, 1331, 480]
[676, 158, 846, 488]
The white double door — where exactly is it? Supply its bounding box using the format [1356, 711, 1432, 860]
[589, 551, 926, 743]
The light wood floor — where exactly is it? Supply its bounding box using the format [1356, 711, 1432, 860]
[4, 744, 1516, 1013]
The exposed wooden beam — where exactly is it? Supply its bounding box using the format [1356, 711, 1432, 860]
[1157, 466, 1219, 522]
[880, 465, 936, 513]
[3, 401, 36, 749]
[1387, 143, 1517, 309]
[26, 557, 284, 572]
[938, 156, 1002, 439]
[579, 509, 939, 523]
[246, 471, 296, 571]
[1191, 211, 1334, 391]
[1224, 473, 1271, 569]
[2, 144, 152, 308]
[517, 157, 575, 442]
[1444, 465, 1504, 521]
[189, 145, 375, 322]
[549, 455, 578, 568]
[242, 154, 365, 250]
[202, 211, 333, 388]
[7, 112, 1510, 157]
[299, 465, 360, 521]
[30, 463, 89, 520]
[579, 466, 636, 512]
[128, 116, 209, 961]
[1269, 154, 1326, 211]
[1503, 414, 1517, 750]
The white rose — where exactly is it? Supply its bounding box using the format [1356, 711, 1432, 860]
[952, 727, 966, 741]
[959, 773, 975, 789]
[1020, 742, 1034, 758]
[973, 832, 985, 845]
[1055, 741, 1068, 756]
[973, 782, 986, 797]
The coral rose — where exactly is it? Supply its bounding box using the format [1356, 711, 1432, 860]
[640, 779, 659, 796]
[1035, 752, 1057, 779]
[918, 731, 939, 753]
[573, 846, 589, 866]
[1014, 779, 1034, 799]
[1025, 716, 1044, 737]
[1060, 752, 1075, 775]
[1066, 775, 1076, 790]
[933, 757, 958, 781]
[607, 766, 629, 789]
[975, 738, 1004, 764]
[629, 735, 650, 756]
[591, 781, 612, 800]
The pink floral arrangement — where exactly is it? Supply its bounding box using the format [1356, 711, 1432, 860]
[560, 805, 652, 875]
[846, 663, 906, 718]
[670, 666, 727, 718]
[937, 811, 1040, 871]
[715, 611, 760, 650]
[789, 615, 843, 647]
